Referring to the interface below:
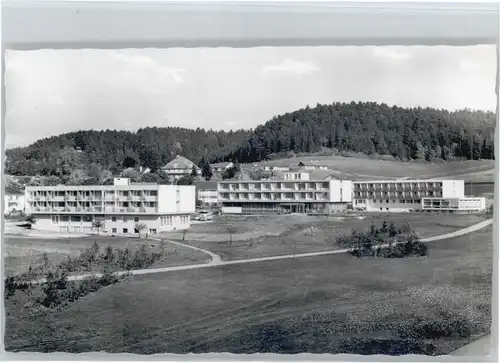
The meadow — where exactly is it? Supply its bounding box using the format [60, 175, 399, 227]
[250, 155, 494, 182]
[4, 226, 492, 355]
[4, 235, 210, 276]
[166, 213, 486, 261]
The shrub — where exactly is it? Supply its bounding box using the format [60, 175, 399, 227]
[339, 221, 428, 259]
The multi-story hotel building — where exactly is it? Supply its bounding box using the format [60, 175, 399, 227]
[25, 178, 195, 234]
[352, 179, 466, 212]
[218, 172, 352, 214]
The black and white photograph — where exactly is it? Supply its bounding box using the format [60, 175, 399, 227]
[2, 1, 497, 358]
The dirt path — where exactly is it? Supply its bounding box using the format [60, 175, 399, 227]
[32, 218, 492, 283]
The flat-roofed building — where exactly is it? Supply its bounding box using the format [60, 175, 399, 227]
[218, 179, 352, 214]
[25, 178, 195, 234]
[195, 181, 219, 205]
[422, 196, 486, 212]
[353, 179, 465, 212]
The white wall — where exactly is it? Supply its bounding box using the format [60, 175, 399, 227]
[442, 180, 465, 198]
[222, 206, 242, 214]
[113, 177, 130, 186]
[458, 197, 486, 211]
[4, 194, 25, 214]
[158, 185, 195, 214]
[328, 180, 353, 203]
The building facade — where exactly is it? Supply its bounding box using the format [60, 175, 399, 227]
[161, 155, 201, 181]
[421, 196, 486, 212]
[25, 178, 195, 234]
[195, 181, 219, 205]
[210, 162, 234, 173]
[353, 179, 465, 212]
[218, 178, 352, 214]
[4, 191, 25, 215]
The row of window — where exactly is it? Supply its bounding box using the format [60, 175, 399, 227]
[159, 215, 189, 226]
[31, 190, 159, 197]
[355, 199, 421, 205]
[354, 182, 443, 190]
[51, 215, 142, 224]
[110, 228, 158, 234]
[220, 182, 330, 190]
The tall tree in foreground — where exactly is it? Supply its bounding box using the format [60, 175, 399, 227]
[199, 157, 213, 181]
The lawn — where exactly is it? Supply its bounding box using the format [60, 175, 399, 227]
[166, 213, 485, 261]
[4, 226, 492, 355]
[4, 235, 210, 276]
[250, 155, 494, 182]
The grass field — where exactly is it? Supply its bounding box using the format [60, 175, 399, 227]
[250, 155, 494, 182]
[4, 226, 492, 355]
[166, 214, 485, 261]
[4, 235, 210, 276]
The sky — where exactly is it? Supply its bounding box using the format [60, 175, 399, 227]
[4, 45, 496, 149]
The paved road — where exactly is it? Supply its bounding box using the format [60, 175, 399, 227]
[32, 218, 492, 283]
[451, 334, 494, 357]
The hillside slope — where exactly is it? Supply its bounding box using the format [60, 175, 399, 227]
[6, 127, 252, 176]
[218, 102, 495, 164]
[5, 102, 495, 178]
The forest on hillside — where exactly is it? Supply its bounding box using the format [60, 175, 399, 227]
[216, 102, 495, 164]
[5, 127, 251, 177]
[5, 102, 495, 182]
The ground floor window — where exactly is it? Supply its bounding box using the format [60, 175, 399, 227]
[51, 215, 59, 224]
[134, 217, 139, 223]
[123, 228, 128, 234]
[150, 229, 157, 234]
[112, 228, 117, 233]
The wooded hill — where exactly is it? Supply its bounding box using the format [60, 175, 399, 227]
[216, 102, 495, 164]
[5, 102, 495, 180]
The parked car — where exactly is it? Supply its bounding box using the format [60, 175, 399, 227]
[198, 210, 213, 221]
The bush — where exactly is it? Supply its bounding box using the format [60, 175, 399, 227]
[9, 241, 168, 311]
[336, 220, 428, 259]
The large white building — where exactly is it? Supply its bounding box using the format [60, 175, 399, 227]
[25, 178, 195, 234]
[352, 179, 475, 212]
[218, 172, 352, 214]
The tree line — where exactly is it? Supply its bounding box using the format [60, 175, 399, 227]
[5, 102, 495, 179]
[6, 127, 251, 177]
[215, 102, 495, 163]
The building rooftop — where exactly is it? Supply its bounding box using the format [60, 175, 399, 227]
[5, 184, 24, 195]
[162, 155, 198, 170]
